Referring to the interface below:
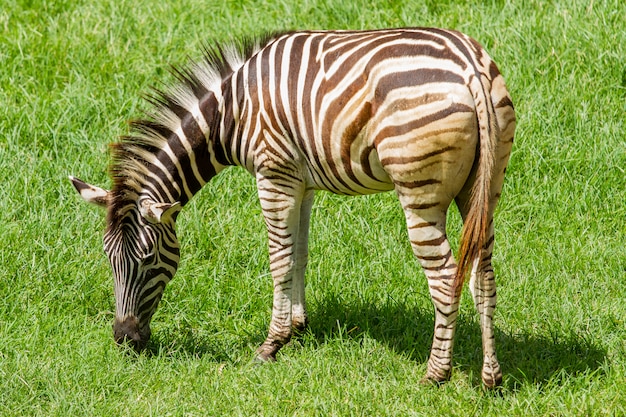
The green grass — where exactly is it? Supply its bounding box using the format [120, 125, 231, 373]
[2, 0, 626, 415]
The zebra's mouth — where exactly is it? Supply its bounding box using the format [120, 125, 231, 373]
[113, 315, 151, 351]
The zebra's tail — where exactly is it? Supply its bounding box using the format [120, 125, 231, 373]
[454, 71, 499, 294]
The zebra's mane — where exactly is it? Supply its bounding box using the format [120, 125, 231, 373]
[106, 32, 288, 221]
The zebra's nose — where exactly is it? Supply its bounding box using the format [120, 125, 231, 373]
[113, 316, 150, 351]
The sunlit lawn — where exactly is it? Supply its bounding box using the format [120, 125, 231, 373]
[1, 0, 625, 415]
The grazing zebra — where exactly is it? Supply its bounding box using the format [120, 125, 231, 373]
[70, 28, 515, 387]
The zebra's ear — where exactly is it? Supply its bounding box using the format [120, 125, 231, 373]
[139, 200, 182, 224]
[69, 176, 109, 208]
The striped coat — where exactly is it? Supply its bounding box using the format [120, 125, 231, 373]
[71, 28, 515, 387]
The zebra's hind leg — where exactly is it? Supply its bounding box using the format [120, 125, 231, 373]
[467, 221, 502, 388]
[455, 183, 503, 388]
[401, 206, 460, 384]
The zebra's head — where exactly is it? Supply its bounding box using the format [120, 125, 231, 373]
[70, 176, 181, 351]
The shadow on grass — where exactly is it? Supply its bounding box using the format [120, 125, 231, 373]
[307, 292, 607, 390]
[142, 292, 606, 391]
[144, 324, 263, 364]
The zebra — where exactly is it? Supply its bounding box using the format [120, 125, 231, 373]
[70, 28, 515, 387]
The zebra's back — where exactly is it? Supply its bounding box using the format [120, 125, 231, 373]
[226, 28, 505, 198]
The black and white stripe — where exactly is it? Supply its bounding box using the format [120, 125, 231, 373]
[71, 28, 515, 387]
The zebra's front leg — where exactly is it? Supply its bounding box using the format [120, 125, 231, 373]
[291, 189, 314, 333]
[254, 173, 307, 362]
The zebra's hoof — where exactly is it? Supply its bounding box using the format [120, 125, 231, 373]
[420, 361, 452, 386]
[292, 317, 308, 334]
[254, 343, 280, 363]
[419, 377, 444, 387]
[419, 370, 450, 387]
[253, 351, 277, 364]
[482, 369, 503, 389]
[480, 357, 502, 389]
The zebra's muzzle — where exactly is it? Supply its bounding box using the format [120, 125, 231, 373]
[113, 315, 151, 351]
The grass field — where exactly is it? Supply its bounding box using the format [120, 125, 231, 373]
[1, 0, 625, 415]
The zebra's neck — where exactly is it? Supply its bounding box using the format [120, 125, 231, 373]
[109, 93, 227, 216]
[110, 35, 287, 213]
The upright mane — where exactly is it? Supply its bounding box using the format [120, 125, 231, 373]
[106, 32, 288, 222]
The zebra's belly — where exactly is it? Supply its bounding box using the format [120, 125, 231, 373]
[301, 144, 395, 196]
